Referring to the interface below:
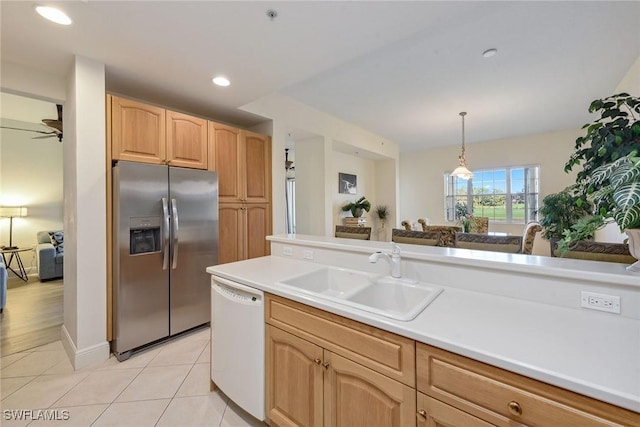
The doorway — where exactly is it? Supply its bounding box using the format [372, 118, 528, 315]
[0, 91, 64, 356]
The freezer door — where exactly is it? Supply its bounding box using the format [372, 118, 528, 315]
[113, 161, 170, 354]
[169, 167, 218, 334]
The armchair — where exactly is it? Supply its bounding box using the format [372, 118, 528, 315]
[36, 231, 64, 281]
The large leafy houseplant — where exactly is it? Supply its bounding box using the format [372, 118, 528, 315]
[558, 152, 640, 254]
[558, 93, 640, 256]
[341, 196, 371, 218]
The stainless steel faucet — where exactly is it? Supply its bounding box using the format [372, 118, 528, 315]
[369, 242, 402, 278]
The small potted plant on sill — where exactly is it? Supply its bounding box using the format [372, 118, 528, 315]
[374, 205, 390, 229]
[341, 196, 371, 218]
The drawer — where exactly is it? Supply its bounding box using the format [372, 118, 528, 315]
[417, 343, 639, 427]
[265, 293, 415, 387]
[417, 392, 494, 427]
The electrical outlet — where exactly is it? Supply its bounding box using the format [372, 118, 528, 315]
[581, 291, 621, 314]
[303, 249, 314, 260]
[282, 246, 293, 256]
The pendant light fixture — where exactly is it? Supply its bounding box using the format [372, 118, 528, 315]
[451, 111, 474, 180]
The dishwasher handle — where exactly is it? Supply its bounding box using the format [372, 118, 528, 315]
[212, 276, 263, 306]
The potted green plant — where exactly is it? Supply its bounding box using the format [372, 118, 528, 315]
[537, 185, 593, 246]
[374, 205, 390, 229]
[558, 152, 640, 265]
[559, 93, 640, 267]
[341, 196, 371, 218]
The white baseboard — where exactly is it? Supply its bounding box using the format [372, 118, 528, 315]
[60, 325, 110, 370]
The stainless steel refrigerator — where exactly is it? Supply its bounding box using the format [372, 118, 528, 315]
[112, 161, 218, 361]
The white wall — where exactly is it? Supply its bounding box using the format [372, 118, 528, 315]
[61, 56, 109, 369]
[615, 56, 640, 95]
[295, 136, 328, 235]
[399, 128, 582, 236]
[240, 93, 400, 237]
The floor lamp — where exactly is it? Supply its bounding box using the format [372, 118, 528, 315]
[0, 206, 28, 250]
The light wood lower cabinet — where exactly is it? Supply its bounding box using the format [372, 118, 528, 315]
[266, 294, 416, 427]
[417, 393, 494, 427]
[266, 325, 324, 427]
[266, 325, 416, 427]
[416, 343, 639, 427]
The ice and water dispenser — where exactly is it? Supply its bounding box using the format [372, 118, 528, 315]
[129, 217, 161, 255]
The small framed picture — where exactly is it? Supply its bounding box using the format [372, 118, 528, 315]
[339, 173, 357, 194]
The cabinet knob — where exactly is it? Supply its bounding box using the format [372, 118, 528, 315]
[416, 409, 427, 421]
[314, 358, 322, 365]
[322, 362, 330, 369]
[507, 401, 522, 416]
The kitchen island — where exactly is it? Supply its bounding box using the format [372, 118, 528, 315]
[207, 234, 640, 426]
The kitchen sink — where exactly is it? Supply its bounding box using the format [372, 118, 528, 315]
[278, 267, 443, 321]
[278, 266, 378, 299]
[345, 277, 443, 321]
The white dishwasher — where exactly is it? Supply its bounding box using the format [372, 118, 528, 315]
[211, 276, 265, 421]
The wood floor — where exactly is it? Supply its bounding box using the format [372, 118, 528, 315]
[0, 276, 63, 356]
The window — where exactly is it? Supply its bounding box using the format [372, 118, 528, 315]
[445, 166, 539, 224]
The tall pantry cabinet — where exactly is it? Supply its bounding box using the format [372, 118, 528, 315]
[106, 95, 272, 339]
[208, 121, 272, 264]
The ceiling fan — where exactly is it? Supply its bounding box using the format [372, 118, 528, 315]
[285, 148, 295, 171]
[0, 104, 63, 142]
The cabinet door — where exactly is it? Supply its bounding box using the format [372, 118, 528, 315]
[324, 351, 416, 427]
[209, 121, 242, 202]
[166, 110, 207, 169]
[245, 203, 271, 259]
[218, 203, 245, 264]
[242, 130, 271, 203]
[267, 326, 323, 427]
[111, 96, 165, 164]
[417, 393, 495, 427]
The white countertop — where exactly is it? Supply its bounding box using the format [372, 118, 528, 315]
[207, 253, 640, 412]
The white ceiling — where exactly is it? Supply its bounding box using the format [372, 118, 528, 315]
[1, 1, 639, 152]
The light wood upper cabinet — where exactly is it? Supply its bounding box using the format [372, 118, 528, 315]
[243, 130, 271, 203]
[209, 122, 271, 203]
[166, 110, 207, 169]
[111, 96, 208, 169]
[111, 96, 166, 164]
[208, 122, 242, 201]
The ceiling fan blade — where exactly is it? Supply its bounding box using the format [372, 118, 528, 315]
[42, 104, 63, 133]
[0, 125, 57, 135]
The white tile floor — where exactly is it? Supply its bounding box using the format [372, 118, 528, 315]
[1, 327, 267, 427]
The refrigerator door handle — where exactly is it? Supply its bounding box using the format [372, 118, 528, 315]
[171, 198, 179, 269]
[162, 197, 170, 270]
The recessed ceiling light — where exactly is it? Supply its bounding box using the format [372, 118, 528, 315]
[35, 5, 72, 25]
[212, 77, 230, 87]
[482, 48, 498, 58]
